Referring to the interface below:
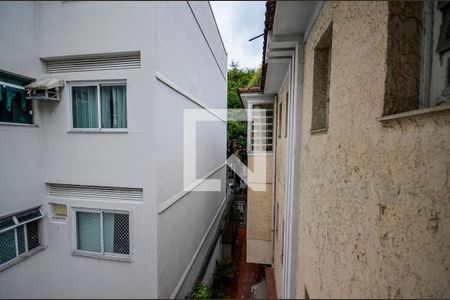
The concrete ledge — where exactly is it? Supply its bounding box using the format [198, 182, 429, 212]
[67, 129, 128, 134]
[72, 251, 132, 263]
[377, 103, 450, 122]
[0, 122, 38, 128]
[310, 127, 328, 135]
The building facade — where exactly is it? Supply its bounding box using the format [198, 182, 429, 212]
[241, 1, 450, 298]
[0, 1, 227, 298]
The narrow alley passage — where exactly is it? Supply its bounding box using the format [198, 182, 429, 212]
[227, 227, 264, 299]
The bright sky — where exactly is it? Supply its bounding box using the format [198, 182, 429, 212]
[210, 1, 266, 70]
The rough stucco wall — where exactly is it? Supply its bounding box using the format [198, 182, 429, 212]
[273, 79, 289, 297]
[296, 1, 450, 298]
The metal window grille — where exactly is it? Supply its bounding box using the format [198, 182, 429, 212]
[251, 104, 274, 152]
[0, 208, 43, 267]
[75, 210, 130, 257]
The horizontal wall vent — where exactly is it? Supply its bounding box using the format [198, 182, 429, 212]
[48, 183, 143, 201]
[43, 52, 141, 74]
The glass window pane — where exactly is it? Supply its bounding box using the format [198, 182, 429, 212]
[16, 208, 42, 223]
[0, 217, 15, 231]
[17, 225, 26, 254]
[0, 230, 17, 265]
[102, 213, 114, 253]
[100, 85, 127, 128]
[72, 86, 98, 128]
[103, 213, 129, 255]
[76, 211, 101, 253]
[26, 220, 40, 251]
[0, 86, 32, 124]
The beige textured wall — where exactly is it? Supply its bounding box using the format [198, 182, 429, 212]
[296, 1, 450, 298]
[247, 155, 273, 264]
[273, 79, 290, 296]
[247, 239, 272, 265]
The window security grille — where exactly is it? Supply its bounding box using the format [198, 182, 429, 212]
[0, 208, 43, 267]
[251, 104, 274, 152]
[75, 210, 130, 257]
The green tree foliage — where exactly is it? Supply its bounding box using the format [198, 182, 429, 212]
[227, 61, 261, 157]
[227, 61, 256, 109]
[213, 257, 235, 283]
[191, 282, 212, 299]
[246, 68, 262, 88]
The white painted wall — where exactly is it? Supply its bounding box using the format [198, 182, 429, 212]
[0, 1, 41, 77]
[202, 236, 222, 287]
[0, 1, 158, 298]
[0, 1, 226, 298]
[154, 1, 227, 298]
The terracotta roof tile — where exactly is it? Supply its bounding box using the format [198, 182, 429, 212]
[238, 87, 261, 94]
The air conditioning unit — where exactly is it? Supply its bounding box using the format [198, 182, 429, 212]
[25, 78, 65, 101]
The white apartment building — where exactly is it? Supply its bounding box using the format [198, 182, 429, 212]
[0, 1, 227, 298]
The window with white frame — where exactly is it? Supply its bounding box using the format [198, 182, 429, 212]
[71, 82, 127, 129]
[0, 208, 43, 268]
[74, 209, 130, 257]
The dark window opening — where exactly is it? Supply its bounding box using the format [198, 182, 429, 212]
[0, 86, 32, 124]
[26, 220, 40, 251]
[311, 22, 332, 131]
[437, 2, 450, 54]
[383, 1, 423, 115]
[285, 92, 289, 138]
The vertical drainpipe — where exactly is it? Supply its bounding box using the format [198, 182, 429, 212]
[283, 39, 303, 299]
[271, 94, 278, 265]
[282, 59, 293, 299]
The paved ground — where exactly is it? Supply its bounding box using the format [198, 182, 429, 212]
[265, 266, 277, 299]
[226, 227, 264, 299]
